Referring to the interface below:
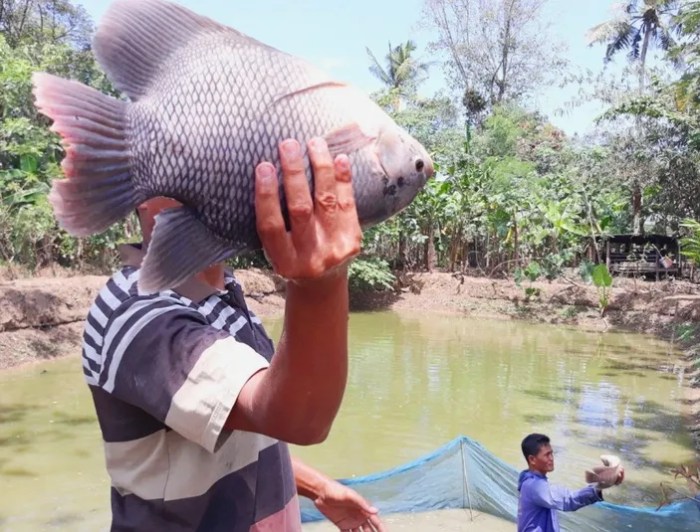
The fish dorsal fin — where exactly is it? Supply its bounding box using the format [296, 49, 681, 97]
[93, 0, 257, 101]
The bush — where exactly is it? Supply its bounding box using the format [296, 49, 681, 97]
[348, 257, 396, 293]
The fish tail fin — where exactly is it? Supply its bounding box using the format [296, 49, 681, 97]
[33, 72, 144, 236]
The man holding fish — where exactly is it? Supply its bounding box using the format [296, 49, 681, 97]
[518, 433, 625, 532]
[32, 0, 435, 530]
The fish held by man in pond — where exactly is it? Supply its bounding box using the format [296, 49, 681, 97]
[32, 0, 433, 293]
[585, 454, 623, 489]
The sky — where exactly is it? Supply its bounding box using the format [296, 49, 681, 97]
[76, 0, 640, 137]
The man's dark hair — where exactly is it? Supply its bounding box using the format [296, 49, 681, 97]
[521, 433, 550, 461]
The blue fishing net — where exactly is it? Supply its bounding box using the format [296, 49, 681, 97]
[300, 436, 700, 531]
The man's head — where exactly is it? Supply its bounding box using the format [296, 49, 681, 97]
[521, 433, 554, 475]
[135, 197, 225, 289]
[136, 197, 182, 245]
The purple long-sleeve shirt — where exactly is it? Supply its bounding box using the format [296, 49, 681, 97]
[517, 470, 602, 532]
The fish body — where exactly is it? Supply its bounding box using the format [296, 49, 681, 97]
[33, 0, 433, 292]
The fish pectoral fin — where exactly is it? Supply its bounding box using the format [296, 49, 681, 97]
[324, 123, 376, 157]
[273, 81, 348, 106]
[139, 207, 233, 293]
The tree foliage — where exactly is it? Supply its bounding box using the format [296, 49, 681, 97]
[422, 0, 567, 108]
[588, 1, 683, 75]
[1, 0, 699, 292]
[0, 0, 127, 272]
[0, 0, 93, 49]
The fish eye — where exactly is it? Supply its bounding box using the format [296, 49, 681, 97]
[415, 159, 424, 172]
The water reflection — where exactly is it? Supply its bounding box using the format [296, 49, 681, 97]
[0, 311, 695, 530]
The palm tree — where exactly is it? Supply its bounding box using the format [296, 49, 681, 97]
[588, 1, 684, 235]
[588, 1, 683, 90]
[366, 40, 430, 112]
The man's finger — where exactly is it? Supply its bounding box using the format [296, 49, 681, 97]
[368, 514, 385, 532]
[334, 154, 356, 218]
[255, 162, 291, 267]
[279, 139, 313, 240]
[308, 137, 339, 218]
[332, 154, 361, 258]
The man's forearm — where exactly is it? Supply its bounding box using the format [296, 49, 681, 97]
[252, 270, 350, 443]
[292, 456, 330, 500]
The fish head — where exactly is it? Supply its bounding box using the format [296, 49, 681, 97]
[352, 123, 433, 228]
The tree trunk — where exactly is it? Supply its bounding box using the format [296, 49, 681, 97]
[512, 214, 519, 274]
[398, 229, 407, 271]
[639, 24, 652, 93]
[424, 223, 437, 272]
[632, 182, 643, 235]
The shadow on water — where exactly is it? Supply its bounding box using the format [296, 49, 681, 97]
[1, 467, 35, 477]
[522, 389, 566, 403]
[46, 513, 83, 528]
[599, 372, 647, 378]
[602, 360, 666, 374]
[523, 414, 556, 424]
[51, 411, 95, 427]
[0, 403, 95, 458]
[0, 403, 29, 425]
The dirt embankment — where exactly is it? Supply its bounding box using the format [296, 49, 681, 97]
[2, 270, 700, 369]
[0, 270, 285, 370]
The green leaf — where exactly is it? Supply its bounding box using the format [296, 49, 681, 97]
[591, 264, 612, 288]
[19, 154, 38, 174]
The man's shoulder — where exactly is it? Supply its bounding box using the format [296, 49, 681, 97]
[85, 266, 199, 346]
[519, 472, 548, 495]
[93, 266, 194, 314]
[97, 266, 139, 305]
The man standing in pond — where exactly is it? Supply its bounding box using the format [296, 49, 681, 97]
[517, 433, 624, 532]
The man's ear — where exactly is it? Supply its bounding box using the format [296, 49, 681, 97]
[527, 455, 536, 467]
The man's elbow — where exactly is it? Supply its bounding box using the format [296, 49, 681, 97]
[256, 402, 334, 445]
[285, 423, 331, 446]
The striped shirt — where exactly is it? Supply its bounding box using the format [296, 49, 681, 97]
[82, 245, 300, 531]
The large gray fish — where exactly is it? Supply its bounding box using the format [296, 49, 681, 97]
[32, 0, 433, 292]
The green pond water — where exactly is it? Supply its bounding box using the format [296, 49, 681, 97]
[0, 311, 696, 531]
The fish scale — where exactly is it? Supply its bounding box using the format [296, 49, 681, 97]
[32, 0, 433, 292]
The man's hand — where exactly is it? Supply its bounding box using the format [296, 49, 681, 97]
[255, 137, 362, 282]
[614, 467, 625, 486]
[227, 139, 357, 444]
[313, 479, 385, 532]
